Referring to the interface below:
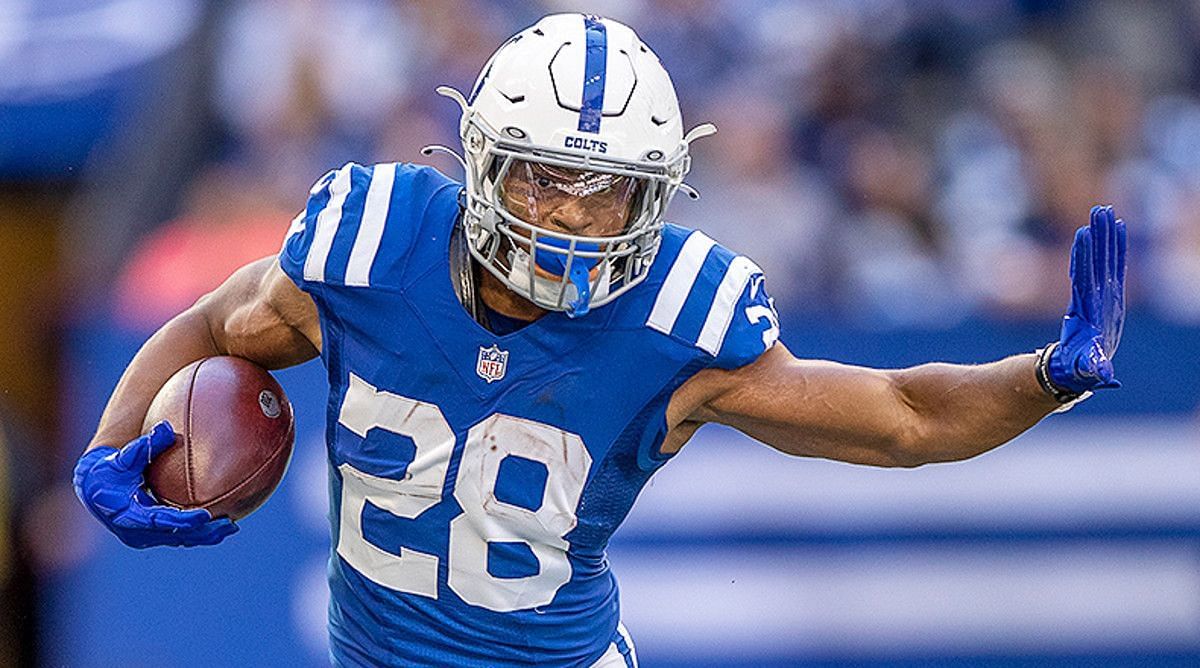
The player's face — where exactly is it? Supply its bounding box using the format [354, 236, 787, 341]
[500, 160, 639, 237]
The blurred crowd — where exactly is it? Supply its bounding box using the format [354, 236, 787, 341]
[4, 0, 1200, 327]
[120, 0, 1199, 330]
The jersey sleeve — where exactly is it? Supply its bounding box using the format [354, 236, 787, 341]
[280, 161, 447, 294]
[643, 229, 781, 370]
[710, 270, 780, 369]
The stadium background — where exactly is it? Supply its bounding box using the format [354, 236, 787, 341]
[2, 0, 1199, 666]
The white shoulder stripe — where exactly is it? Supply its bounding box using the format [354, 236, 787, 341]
[646, 231, 717, 335]
[696, 255, 763, 355]
[304, 165, 354, 283]
[345, 163, 396, 287]
[283, 212, 305, 246]
[309, 169, 336, 195]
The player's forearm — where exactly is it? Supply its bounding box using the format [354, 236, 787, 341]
[884, 353, 1061, 466]
[700, 346, 1061, 468]
[87, 259, 320, 452]
[86, 307, 223, 452]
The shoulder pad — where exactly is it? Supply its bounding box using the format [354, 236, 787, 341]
[279, 162, 457, 292]
[643, 227, 780, 369]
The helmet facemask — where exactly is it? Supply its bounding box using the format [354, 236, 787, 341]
[459, 114, 685, 317]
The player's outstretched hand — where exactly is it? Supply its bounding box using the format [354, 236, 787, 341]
[1048, 205, 1127, 394]
[73, 421, 239, 548]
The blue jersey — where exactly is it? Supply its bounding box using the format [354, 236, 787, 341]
[279, 162, 780, 667]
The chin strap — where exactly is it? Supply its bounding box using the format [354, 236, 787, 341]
[449, 216, 483, 324]
[531, 237, 603, 318]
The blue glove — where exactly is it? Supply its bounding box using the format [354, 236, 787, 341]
[73, 421, 238, 548]
[1047, 205, 1127, 394]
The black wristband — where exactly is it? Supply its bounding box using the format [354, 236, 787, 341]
[1035, 342, 1085, 404]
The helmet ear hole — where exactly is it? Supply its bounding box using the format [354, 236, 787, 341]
[466, 128, 484, 152]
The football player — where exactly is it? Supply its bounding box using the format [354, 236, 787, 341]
[73, 14, 1125, 668]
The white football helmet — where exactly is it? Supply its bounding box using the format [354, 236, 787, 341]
[428, 13, 715, 317]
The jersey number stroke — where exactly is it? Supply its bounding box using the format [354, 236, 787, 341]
[335, 374, 592, 612]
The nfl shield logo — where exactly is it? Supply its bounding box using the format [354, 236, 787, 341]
[476, 344, 509, 383]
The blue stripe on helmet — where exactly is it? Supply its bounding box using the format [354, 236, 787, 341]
[578, 15, 607, 133]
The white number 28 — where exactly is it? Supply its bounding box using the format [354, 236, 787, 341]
[334, 374, 592, 612]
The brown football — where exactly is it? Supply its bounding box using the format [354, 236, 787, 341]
[142, 356, 295, 520]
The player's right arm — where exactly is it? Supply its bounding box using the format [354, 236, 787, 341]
[75, 257, 320, 548]
[88, 258, 320, 452]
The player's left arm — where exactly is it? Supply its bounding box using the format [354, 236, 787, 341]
[669, 206, 1126, 468]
